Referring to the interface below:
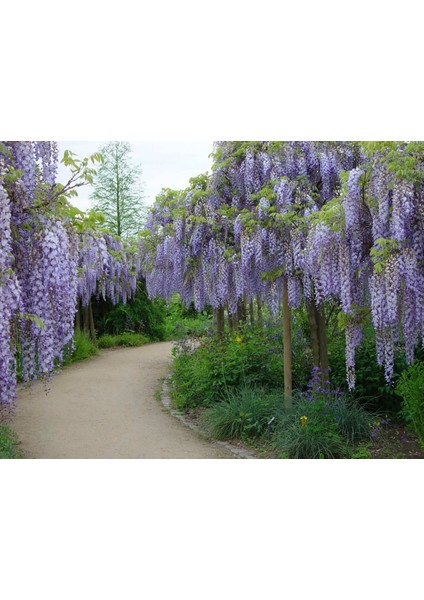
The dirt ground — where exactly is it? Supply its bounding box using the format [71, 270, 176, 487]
[12, 342, 234, 459]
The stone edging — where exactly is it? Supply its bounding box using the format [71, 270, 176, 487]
[160, 376, 258, 460]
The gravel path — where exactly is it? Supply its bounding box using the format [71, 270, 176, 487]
[12, 342, 234, 459]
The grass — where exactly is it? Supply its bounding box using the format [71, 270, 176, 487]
[351, 443, 372, 459]
[97, 332, 149, 348]
[66, 330, 99, 363]
[273, 420, 348, 459]
[0, 424, 23, 459]
[201, 385, 285, 440]
[66, 330, 150, 358]
[198, 380, 375, 458]
[154, 378, 166, 403]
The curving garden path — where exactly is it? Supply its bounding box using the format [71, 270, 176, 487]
[12, 342, 234, 459]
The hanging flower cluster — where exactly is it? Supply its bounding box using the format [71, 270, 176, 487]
[0, 141, 79, 412]
[77, 231, 139, 307]
[0, 141, 143, 413]
[0, 164, 21, 414]
[141, 141, 424, 389]
[364, 146, 424, 381]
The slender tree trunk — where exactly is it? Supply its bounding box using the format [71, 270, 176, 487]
[306, 299, 329, 387]
[282, 278, 292, 408]
[75, 299, 81, 331]
[237, 295, 246, 325]
[215, 306, 225, 338]
[316, 305, 329, 386]
[306, 299, 320, 369]
[89, 300, 97, 344]
[256, 295, 263, 327]
[83, 304, 90, 334]
[249, 299, 255, 327]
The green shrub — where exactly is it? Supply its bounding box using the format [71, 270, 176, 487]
[272, 386, 372, 458]
[351, 444, 372, 459]
[96, 334, 116, 348]
[64, 330, 98, 364]
[164, 314, 214, 340]
[0, 424, 22, 459]
[201, 386, 284, 440]
[171, 321, 309, 409]
[97, 332, 149, 348]
[162, 294, 213, 340]
[199, 374, 373, 458]
[327, 319, 414, 412]
[92, 281, 166, 340]
[275, 420, 347, 459]
[332, 396, 374, 443]
[396, 361, 424, 446]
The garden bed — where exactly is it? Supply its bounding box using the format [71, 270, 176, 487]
[175, 406, 424, 459]
[366, 422, 424, 459]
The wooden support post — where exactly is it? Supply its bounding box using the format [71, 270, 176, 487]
[316, 305, 329, 386]
[249, 299, 255, 327]
[216, 306, 225, 338]
[257, 295, 263, 327]
[75, 299, 81, 331]
[306, 299, 320, 369]
[88, 300, 97, 344]
[282, 278, 292, 408]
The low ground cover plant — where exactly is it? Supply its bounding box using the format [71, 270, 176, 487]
[201, 385, 285, 440]
[272, 383, 373, 459]
[64, 330, 99, 363]
[0, 424, 22, 459]
[200, 379, 373, 458]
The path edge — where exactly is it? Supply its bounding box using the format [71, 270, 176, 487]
[160, 376, 258, 460]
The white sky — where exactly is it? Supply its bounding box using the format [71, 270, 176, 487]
[57, 141, 214, 211]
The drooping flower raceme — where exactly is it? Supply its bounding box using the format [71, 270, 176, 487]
[0, 166, 21, 414]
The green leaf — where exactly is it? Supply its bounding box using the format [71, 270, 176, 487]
[19, 312, 45, 330]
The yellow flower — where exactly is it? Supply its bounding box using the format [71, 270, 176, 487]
[300, 415, 308, 427]
[235, 335, 243, 343]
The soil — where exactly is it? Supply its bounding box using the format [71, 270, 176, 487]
[367, 421, 424, 459]
[12, 342, 234, 459]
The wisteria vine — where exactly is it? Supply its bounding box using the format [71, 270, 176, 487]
[141, 141, 424, 390]
[0, 141, 142, 414]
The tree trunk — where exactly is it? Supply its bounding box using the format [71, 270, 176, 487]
[75, 299, 81, 331]
[232, 311, 239, 332]
[282, 278, 292, 408]
[88, 300, 97, 344]
[316, 305, 329, 386]
[215, 306, 225, 338]
[306, 299, 320, 369]
[256, 295, 263, 327]
[83, 304, 90, 335]
[306, 299, 329, 387]
[237, 295, 247, 325]
[249, 299, 255, 327]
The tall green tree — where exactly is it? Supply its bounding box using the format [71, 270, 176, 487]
[89, 142, 164, 340]
[90, 141, 146, 237]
